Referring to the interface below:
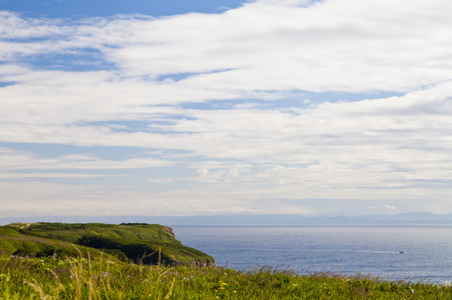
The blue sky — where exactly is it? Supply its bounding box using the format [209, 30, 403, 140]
[1, 0, 452, 218]
[0, 0, 244, 18]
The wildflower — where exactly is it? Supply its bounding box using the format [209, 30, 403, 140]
[408, 285, 415, 294]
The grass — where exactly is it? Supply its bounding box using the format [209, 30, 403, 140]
[0, 223, 215, 267]
[0, 252, 451, 299]
[16, 223, 178, 245]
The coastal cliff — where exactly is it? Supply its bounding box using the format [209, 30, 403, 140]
[0, 222, 215, 267]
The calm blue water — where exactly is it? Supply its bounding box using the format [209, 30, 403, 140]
[172, 225, 452, 284]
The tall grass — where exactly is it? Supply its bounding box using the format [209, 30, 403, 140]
[1, 252, 451, 299]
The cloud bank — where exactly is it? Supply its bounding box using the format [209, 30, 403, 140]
[1, 0, 452, 217]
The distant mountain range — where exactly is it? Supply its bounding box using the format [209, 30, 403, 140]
[5, 212, 452, 226]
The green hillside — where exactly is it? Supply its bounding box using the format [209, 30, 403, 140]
[0, 223, 215, 266]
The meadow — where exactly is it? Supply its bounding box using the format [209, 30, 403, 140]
[1, 252, 451, 299]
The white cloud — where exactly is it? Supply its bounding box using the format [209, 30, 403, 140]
[86, 0, 452, 92]
[0, 11, 67, 39]
[0, 172, 121, 179]
[369, 205, 396, 210]
[0, 148, 174, 170]
[1, 0, 452, 216]
[0, 179, 318, 217]
[4, 0, 452, 91]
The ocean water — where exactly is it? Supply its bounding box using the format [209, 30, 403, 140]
[172, 225, 452, 284]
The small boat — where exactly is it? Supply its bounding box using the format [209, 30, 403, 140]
[397, 251, 406, 254]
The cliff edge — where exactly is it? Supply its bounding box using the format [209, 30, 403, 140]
[0, 222, 215, 267]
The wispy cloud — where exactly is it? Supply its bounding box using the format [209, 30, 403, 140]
[0, 148, 174, 170]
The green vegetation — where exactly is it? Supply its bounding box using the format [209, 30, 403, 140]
[0, 223, 214, 266]
[1, 223, 451, 299]
[0, 253, 451, 299]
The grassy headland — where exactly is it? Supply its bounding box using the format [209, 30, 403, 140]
[0, 222, 214, 266]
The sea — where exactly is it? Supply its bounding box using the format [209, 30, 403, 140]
[172, 225, 452, 284]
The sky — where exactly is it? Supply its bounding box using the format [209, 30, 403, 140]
[1, 0, 452, 218]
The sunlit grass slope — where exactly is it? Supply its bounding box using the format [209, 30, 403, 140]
[0, 223, 214, 266]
